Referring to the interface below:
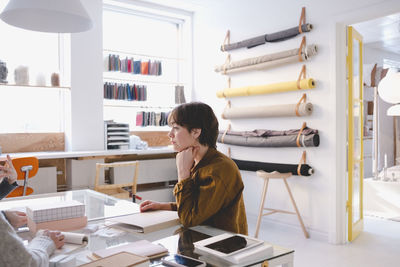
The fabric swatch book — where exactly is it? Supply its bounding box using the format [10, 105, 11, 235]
[92, 239, 167, 260]
[107, 210, 180, 234]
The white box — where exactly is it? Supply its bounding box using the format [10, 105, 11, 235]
[137, 187, 175, 202]
[27, 200, 85, 223]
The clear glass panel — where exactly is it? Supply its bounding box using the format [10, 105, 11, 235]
[0, 87, 68, 133]
[103, 8, 183, 129]
[352, 39, 360, 100]
[352, 162, 361, 222]
[0, 5, 68, 133]
[103, 10, 179, 58]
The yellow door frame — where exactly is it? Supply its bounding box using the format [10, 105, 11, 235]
[346, 26, 364, 242]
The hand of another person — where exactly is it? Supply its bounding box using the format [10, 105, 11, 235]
[176, 146, 199, 181]
[0, 155, 18, 184]
[4, 210, 27, 228]
[140, 200, 171, 212]
[41, 230, 65, 249]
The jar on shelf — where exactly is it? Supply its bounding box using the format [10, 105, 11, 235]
[0, 60, 8, 84]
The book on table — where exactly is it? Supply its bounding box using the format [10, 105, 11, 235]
[92, 239, 168, 260]
[106, 210, 180, 234]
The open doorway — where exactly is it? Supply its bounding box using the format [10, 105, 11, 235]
[351, 13, 400, 228]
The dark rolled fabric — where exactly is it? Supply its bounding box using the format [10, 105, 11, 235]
[218, 133, 319, 147]
[221, 24, 312, 51]
[233, 158, 314, 176]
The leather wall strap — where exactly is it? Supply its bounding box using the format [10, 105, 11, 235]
[295, 93, 307, 116]
[296, 122, 307, 147]
[297, 151, 307, 176]
[221, 30, 230, 52]
[223, 54, 231, 75]
[221, 123, 231, 144]
[298, 36, 306, 62]
[296, 65, 306, 89]
[298, 7, 306, 33]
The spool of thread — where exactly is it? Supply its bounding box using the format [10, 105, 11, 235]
[14, 66, 29, 85]
[51, 73, 60, 86]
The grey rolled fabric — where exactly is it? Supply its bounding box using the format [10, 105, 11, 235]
[215, 44, 317, 74]
[218, 133, 319, 147]
[223, 127, 318, 137]
[222, 103, 313, 119]
[221, 24, 312, 51]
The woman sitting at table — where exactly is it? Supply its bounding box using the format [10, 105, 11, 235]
[0, 155, 65, 267]
[140, 102, 248, 235]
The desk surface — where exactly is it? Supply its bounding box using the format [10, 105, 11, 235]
[0, 190, 294, 266]
[4, 146, 174, 160]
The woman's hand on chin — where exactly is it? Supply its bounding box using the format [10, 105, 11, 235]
[176, 146, 199, 181]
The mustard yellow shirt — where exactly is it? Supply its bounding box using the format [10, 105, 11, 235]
[173, 148, 248, 235]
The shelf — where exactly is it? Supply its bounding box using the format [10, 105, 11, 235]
[103, 75, 185, 86]
[0, 83, 70, 90]
[103, 49, 184, 61]
[103, 99, 175, 109]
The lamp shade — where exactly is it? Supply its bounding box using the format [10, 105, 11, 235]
[0, 0, 93, 33]
[378, 72, 400, 104]
[387, 104, 400, 116]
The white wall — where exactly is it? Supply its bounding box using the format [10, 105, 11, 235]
[69, 0, 104, 151]
[189, 0, 400, 241]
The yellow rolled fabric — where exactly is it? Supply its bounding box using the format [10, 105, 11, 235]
[216, 78, 316, 98]
[222, 102, 313, 119]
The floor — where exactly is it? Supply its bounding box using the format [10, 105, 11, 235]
[249, 216, 400, 267]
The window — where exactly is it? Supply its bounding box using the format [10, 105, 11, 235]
[0, 2, 70, 133]
[103, 2, 192, 130]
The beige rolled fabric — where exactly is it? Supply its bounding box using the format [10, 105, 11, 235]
[216, 78, 315, 98]
[215, 44, 318, 74]
[222, 102, 313, 119]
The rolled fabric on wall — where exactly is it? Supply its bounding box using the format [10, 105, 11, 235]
[222, 102, 313, 119]
[215, 45, 317, 74]
[216, 78, 316, 98]
[221, 23, 313, 51]
[233, 158, 314, 176]
[218, 133, 319, 147]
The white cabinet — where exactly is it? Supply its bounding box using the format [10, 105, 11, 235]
[29, 167, 57, 194]
[110, 158, 177, 202]
[66, 159, 105, 190]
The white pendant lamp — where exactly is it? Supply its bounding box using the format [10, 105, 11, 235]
[378, 72, 400, 116]
[0, 0, 93, 33]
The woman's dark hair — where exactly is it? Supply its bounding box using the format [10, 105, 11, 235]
[168, 102, 219, 148]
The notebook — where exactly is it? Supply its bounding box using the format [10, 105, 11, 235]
[92, 239, 167, 260]
[107, 210, 180, 234]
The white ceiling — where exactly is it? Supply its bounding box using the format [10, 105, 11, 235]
[353, 13, 400, 55]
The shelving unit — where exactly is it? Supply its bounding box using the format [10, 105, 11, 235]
[0, 83, 70, 90]
[103, 49, 181, 130]
[104, 121, 130, 150]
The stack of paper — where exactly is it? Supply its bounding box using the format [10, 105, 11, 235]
[107, 210, 180, 234]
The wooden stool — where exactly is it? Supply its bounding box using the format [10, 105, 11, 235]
[254, 170, 309, 238]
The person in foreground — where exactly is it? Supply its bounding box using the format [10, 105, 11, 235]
[0, 155, 64, 267]
[140, 102, 248, 235]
